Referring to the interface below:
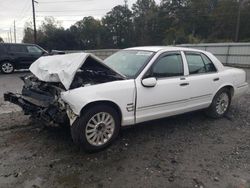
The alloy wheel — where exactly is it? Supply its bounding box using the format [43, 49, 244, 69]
[85, 112, 115, 146]
[1, 62, 14, 73]
[215, 92, 229, 115]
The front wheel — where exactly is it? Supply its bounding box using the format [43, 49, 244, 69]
[71, 104, 120, 152]
[1, 61, 14, 74]
[205, 88, 231, 118]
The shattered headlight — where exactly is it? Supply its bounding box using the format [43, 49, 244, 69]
[66, 105, 78, 125]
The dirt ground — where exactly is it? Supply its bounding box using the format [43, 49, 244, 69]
[0, 69, 250, 188]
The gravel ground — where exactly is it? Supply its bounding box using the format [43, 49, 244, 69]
[0, 69, 250, 188]
[0, 71, 27, 114]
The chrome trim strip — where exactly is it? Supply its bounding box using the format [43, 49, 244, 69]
[137, 98, 188, 111]
[137, 93, 212, 111]
[190, 93, 212, 100]
[237, 83, 248, 89]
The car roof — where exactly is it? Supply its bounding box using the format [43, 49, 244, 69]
[0, 43, 36, 46]
[125, 46, 203, 53]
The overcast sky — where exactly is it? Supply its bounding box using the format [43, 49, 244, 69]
[0, 0, 160, 43]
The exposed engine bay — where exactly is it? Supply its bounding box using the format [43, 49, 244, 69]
[70, 56, 124, 89]
[4, 53, 125, 126]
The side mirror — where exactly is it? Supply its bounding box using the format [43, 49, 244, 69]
[141, 77, 157, 88]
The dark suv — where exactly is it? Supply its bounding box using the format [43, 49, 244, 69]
[0, 43, 48, 74]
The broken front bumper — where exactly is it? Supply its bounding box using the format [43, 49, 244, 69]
[4, 92, 68, 125]
[4, 92, 40, 114]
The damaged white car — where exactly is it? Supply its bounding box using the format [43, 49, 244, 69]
[4, 46, 248, 151]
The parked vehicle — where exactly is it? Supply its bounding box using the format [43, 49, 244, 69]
[0, 43, 65, 74]
[4, 46, 248, 151]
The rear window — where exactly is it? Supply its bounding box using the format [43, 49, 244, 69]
[185, 52, 216, 74]
[9, 45, 27, 53]
[26, 45, 43, 53]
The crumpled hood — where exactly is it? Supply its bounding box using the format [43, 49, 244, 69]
[29, 52, 124, 90]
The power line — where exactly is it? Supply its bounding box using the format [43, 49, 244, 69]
[36, 13, 105, 17]
[36, 9, 109, 12]
[15, 0, 31, 23]
[15, 1, 33, 28]
[37, 19, 81, 21]
[38, 0, 91, 3]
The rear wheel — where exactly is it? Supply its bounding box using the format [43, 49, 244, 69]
[71, 104, 120, 152]
[205, 88, 231, 118]
[1, 61, 14, 74]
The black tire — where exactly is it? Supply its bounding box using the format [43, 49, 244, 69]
[0, 61, 14, 74]
[205, 88, 231, 118]
[71, 104, 120, 152]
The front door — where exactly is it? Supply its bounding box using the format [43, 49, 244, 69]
[135, 52, 191, 123]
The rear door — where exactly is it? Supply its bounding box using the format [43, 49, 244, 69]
[8, 44, 31, 69]
[184, 51, 221, 107]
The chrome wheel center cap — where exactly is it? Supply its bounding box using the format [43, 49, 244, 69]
[96, 123, 106, 132]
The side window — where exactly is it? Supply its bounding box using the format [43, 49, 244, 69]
[186, 52, 217, 75]
[185, 53, 206, 74]
[201, 54, 217, 72]
[9, 45, 27, 53]
[26, 46, 42, 54]
[152, 53, 183, 78]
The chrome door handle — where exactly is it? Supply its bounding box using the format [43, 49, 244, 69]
[180, 83, 189, 86]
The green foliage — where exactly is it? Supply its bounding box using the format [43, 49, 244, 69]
[102, 5, 134, 48]
[0, 37, 4, 43]
[22, 0, 250, 50]
[70, 16, 102, 49]
[132, 0, 160, 45]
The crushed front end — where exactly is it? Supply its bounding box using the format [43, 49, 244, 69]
[4, 75, 69, 126]
[4, 52, 125, 126]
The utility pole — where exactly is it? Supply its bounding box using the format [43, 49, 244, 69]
[10, 28, 12, 43]
[124, 0, 128, 8]
[14, 20, 16, 43]
[7, 32, 10, 43]
[32, 0, 38, 44]
[235, 0, 243, 42]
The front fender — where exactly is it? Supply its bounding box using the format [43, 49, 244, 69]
[61, 79, 136, 126]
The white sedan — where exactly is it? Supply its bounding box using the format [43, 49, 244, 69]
[4, 46, 248, 151]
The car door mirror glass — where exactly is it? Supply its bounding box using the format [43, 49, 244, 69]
[141, 77, 157, 87]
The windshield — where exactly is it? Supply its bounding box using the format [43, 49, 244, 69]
[104, 50, 154, 78]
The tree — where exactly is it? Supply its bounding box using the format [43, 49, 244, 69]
[209, 0, 238, 41]
[22, 22, 35, 43]
[239, 0, 250, 41]
[0, 37, 4, 43]
[21, 0, 250, 50]
[186, 0, 217, 39]
[159, 0, 189, 44]
[132, 0, 160, 45]
[102, 4, 134, 48]
[23, 17, 77, 50]
[72, 16, 102, 49]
